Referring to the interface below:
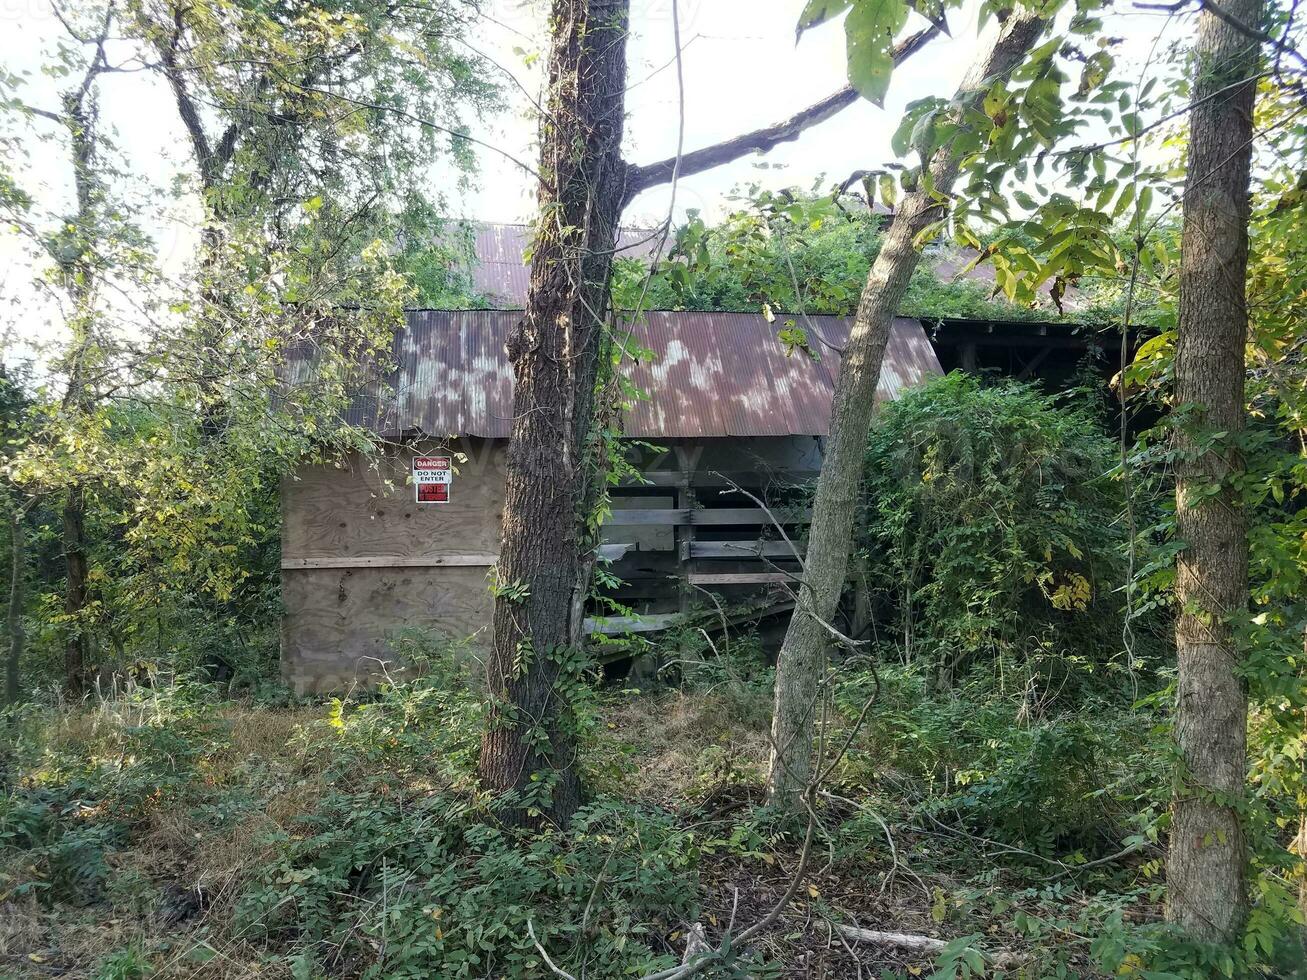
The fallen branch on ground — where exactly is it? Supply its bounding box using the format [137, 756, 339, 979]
[838, 925, 1024, 970]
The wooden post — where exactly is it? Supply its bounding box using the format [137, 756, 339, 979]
[676, 478, 697, 615]
[959, 341, 979, 374]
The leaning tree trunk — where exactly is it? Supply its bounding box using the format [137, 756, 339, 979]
[477, 0, 630, 828]
[765, 8, 1048, 809]
[1166, 0, 1261, 944]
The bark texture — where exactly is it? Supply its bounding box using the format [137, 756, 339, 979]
[765, 8, 1048, 808]
[1166, 0, 1262, 941]
[478, 0, 630, 828]
[62, 489, 89, 695]
[5, 509, 25, 706]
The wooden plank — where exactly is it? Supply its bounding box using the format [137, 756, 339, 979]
[584, 599, 799, 638]
[690, 508, 811, 526]
[620, 471, 687, 488]
[619, 469, 820, 488]
[584, 613, 682, 636]
[690, 541, 805, 559]
[283, 554, 497, 570]
[604, 508, 690, 526]
[601, 507, 812, 528]
[688, 572, 799, 585]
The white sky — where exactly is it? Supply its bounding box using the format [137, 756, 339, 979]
[466, 0, 993, 225]
[0, 0, 1182, 349]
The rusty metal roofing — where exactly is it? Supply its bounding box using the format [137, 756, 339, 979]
[465, 224, 659, 307]
[349, 310, 941, 439]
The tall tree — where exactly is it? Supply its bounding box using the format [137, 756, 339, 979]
[478, 0, 632, 825]
[477, 2, 946, 826]
[41, 10, 118, 695]
[1166, 0, 1263, 943]
[765, 5, 1050, 808]
[122, 0, 496, 434]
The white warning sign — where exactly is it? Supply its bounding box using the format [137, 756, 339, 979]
[413, 456, 452, 504]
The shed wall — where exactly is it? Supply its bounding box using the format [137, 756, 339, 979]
[280, 439, 506, 692]
[280, 436, 821, 692]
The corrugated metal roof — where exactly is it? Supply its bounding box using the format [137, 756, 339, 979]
[347, 310, 941, 439]
[466, 224, 659, 307]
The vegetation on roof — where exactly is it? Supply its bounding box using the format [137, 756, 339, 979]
[612, 190, 1162, 328]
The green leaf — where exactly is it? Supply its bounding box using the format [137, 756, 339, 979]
[797, 0, 853, 39]
[845, 0, 909, 104]
[892, 97, 946, 156]
[878, 172, 898, 209]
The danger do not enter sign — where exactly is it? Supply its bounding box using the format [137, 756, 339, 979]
[413, 456, 452, 504]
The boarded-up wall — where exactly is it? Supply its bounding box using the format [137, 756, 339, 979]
[280, 439, 506, 693]
[280, 435, 825, 692]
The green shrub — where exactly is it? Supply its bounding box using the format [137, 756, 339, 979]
[236, 794, 703, 978]
[859, 372, 1145, 691]
[830, 664, 1163, 858]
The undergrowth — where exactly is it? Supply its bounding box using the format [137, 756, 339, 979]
[1, 643, 1303, 979]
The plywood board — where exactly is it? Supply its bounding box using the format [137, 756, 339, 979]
[281, 565, 493, 694]
[281, 439, 508, 560]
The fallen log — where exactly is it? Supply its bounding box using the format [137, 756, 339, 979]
[837, 926, 1023, 970]
[837, 926, 948, 955]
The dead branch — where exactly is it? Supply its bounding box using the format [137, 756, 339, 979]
[622, 26, 941, 204]
[838, 925, 1024, 970]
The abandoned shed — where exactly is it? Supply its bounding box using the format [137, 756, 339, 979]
[280, 309, 942, 693]
[279, 222, 1124, 692]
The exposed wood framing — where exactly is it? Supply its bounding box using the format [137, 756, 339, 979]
[688, 572, 799, 586]
[282, 555, 498, 570]
[690, 541, 806, 559]
[619, 469, 819, 488]
[606, 507, 811, 526]
[677, 479, 697, 615]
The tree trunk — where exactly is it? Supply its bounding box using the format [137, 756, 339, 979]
[5, 507, 25, 706]
[765, 8, 1048, 809]
[1299, 699, 1306, 955]
[1165, 0, 1261, 944]
[62, 488, 89, 696]
[477, 0, 630, 828]
[59, 94, 99, 699]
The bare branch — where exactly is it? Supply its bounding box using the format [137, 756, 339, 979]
[622, 26, 941, 205]
[1134, 0, 1306, 70]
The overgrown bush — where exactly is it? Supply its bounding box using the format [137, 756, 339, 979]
[858, 372, 1147, 691]
[829, 664, 1164, 858]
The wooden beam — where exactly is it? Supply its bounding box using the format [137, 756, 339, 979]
[619, 469, 821, 488]
[690, 541, 806, 559]
[690, 507, 811, 526]
[688, 572, 798, 586]
[677, 480, 697, 615]
[605, 508, 691, 525]
[584, 613, 683, 636]
[282, 554, 498, 570]
[603, 507, 812, 527]
[1015, 345, 1053, 380]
